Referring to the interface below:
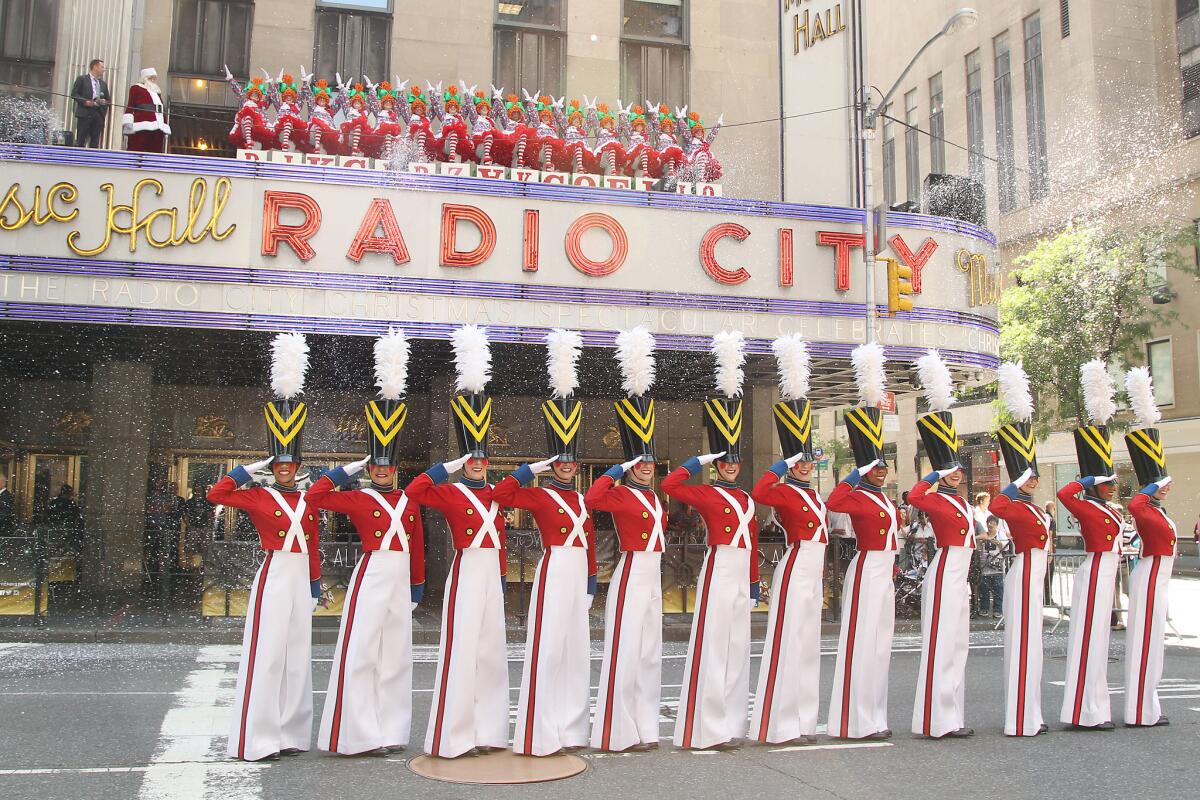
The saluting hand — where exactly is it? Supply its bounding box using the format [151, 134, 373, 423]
[244, 456, 274, 473]
[529, 455, 559, 475]
[443, 453, 471, 475]
[696, 451, 726, 466]
[343, 455, 371, 477]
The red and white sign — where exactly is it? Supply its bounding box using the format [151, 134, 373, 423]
[878, 391, 897, 414]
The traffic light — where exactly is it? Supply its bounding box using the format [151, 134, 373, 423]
[884, 257, 915, 315]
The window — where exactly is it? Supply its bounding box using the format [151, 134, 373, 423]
[1183, 47, 1200, 138]
[621, 0, 688, 108]
[904, 90, 920, 205]
[1060, 0, 1070, 37]
[994, 33, 1017, 212]
[928, 72, 945, 174]
[1024, 14, 1049, 200]
[171, 0, 253, 78]
[1147, 340, 1175, 406]
[314, 6, 390, 83]
[965, 49, 984, 184]
[0, 0, 58, 100]
[1180, 0, 1199, 20]
[493, 0, 565, 97]
[882, 108, 896, 209]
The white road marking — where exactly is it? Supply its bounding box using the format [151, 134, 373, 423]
[768, 742, 893, 753]
[0, 767, 154, 775]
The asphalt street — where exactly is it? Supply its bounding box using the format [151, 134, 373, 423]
[2, 621, 1198, 800]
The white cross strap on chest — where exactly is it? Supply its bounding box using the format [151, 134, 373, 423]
[712, 486, 755, 548]
[784, 483, 827, 542]
[452, 483, 501, 548]
[1023, 500, 1051, 536]
[858, 488, 898, 550]
[263, 487, 309, 554]
[627, 487, 665, 551]
[939, 493, 975, 548]
[544, 489, 588, 547]
[360, 487, 410, 551]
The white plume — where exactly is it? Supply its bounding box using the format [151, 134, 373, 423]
[615, 327, 656, 397]
[915, 349, 955, 413]
[1080, 359, 1116, 424]
[1125, 366, 1161, 427]
[451, 324, 491, 394]
[997, 361, 1034, 422]
[546, 328, 583, 399]
[373, 328, 410, 400]
[772, 333, 811, 401]
[711, 330, 746, 398]
[851, 341, 887, 407]
[269, 332, 309, 399]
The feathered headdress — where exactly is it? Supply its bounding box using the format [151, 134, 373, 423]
[772, 333, 811, 401]
[546, 328, 583, 399]
[1081, 359, 1116, 424]
[851, 341, 887, 408]
[997, 362, 1034, 422]
[711, 330, 745, 399]
[451, 324, 491, 394]
[270, 332, 309, 400]
[915, 349, 954, 413]
[1125, 366, 1161, 427]
[373, 328, 410, 401]
[616, 327, 656, 397]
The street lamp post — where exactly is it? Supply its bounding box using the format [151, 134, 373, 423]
[860, 7, 978, 343]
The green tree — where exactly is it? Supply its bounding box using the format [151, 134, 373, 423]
[1000, 223, 1197, 436]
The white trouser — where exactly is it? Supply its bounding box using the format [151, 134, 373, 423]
[828, 550, 895, 739]
[751, 540, 825, 742]
[1124, 554, 1174, 725]
[513, 546, 591, 755]
[318, 550, 413, 754]
[1003, 549, 1047, 736]
[226, 550, 313, 761]
[1060, 551, 1118, 726]
[912, 546, 972, 737]
[425, 548, 509, 757]
[674, 545, 752, 748]
[591, 551, 662, 751]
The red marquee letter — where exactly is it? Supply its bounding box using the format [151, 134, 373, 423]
[565, 213, 628, 276]
[779, 228, 794, 287]
[888, 234, 938, 293]
[440, 203, 497, 267]
[816, 230, 865, 291]
[699, 223, 751, 285]
[347, 198, 411, 264]
[523, 209, 539, 272]
[262, 190, 321, 261]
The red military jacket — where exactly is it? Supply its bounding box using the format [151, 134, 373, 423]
[208, 476, 321, 580]
[1056, 481, 1123, 554]
[751, 472, 828, 546]
[907, 481, 976, 549]
[1128, 493, 1178, 557]
[305, 475, 426, 585]
[493, 476, 598, 577]
[584, 475, 666, 553]
[406, 473, 507, 576]
[826, 480, 899, 551]
[661, 468, 759, 582]
[989, 490, 1050, 554]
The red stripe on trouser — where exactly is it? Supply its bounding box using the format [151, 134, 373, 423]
[237, 550, 273, 760]
[522, 550, 552, 753]
[328, 551, 372, 752]
[430, 552, 462, 756]
[682, 549, 716, 748]
[921, 549, 948, 736]
[839, 556, 865, 737]
[1071, 554, 1103, 725]
[1017, 552, 1031, 734]
[758, 544, 800, 741]
[1136, 556, 1161, 725]
[600, 553, 633, 750]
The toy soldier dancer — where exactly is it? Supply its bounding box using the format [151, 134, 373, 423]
[826, 342, 898, 741]
[308, 330, 426, 756]
[908, 350, 975, 739]
[988, 362, 1050, 737]
[750, 334, 826, 745]
[588, 327, 667, 753]
[406, 325, 509, 758]
[1057, 360, 1122, 732]
[662, 331, 757, 751]
[1123, 367, 1176, 728]
[494, 329, 597, 756]
[209, 333, 321, 762]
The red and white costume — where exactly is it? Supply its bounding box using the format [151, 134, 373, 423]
[1124, 492, 1177, 726]
[406, 471, 509, 758]
[464, 93, 502, 164]
[586, 474, 666, 751]
[907, 481, 976, 737]
[623, 124, 657, 177]
[825, 479, 898, 739]
[749, 471, 827, 743]
[990, 486, 1051, 736]
[306, 472, 426, 754]
[662, 466, 758, 749]
[226, 75, 273, 151]
[494, 473, 597, 755]
[208, 475, 321, 761]
[1057, 480, 1123, 727]
[338, 93, 371, 157]
[304, 91, 340, 155]
[121, 69, 170, 153]
[593, 120, 627, 176]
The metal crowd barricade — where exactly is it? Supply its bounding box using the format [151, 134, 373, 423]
[0, 524, 49, 619]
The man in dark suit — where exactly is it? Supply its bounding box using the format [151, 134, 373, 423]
[71, 58, 111, 148]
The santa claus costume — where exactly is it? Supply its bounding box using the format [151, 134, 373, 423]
[225, 69, 274, 150]
[122, 67, 170, 153]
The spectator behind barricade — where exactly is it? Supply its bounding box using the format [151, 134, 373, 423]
[48, 485, 85, 556]
[976, 515, 1007, 619]
[71, 58, 111, 148]
[0, 474, 14, 536]
[973, 490, 1009, 542]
